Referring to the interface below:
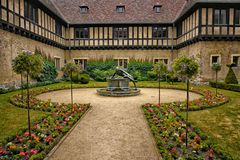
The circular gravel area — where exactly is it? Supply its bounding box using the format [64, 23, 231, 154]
[37, 88, 201, 160]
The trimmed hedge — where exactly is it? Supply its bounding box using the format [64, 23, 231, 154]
[209, 81, 240, 92]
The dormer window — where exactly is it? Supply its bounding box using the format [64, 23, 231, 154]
[116, 5, 125, 13]
[153, 5, 162, 13]
[80, 5, 89, 14]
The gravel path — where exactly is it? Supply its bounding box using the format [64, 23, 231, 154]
[37, 88, 201, 160]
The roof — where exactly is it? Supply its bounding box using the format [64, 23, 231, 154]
[50, 0, 187, 24]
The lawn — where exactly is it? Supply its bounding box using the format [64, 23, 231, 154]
[0, 81, 239, 159]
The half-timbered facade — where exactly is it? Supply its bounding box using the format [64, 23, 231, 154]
[0, 0, 240, 84]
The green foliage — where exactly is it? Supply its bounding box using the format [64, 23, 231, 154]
[211, 63, 221, 72]
[86, 60, 116, 81]
[79, 74, 90, 84]
[12, 51, 44, 77]
[173, 55, 199, 80]
[127, 60, 154, 81]
[71, 72, 90, 84]
[147, 71, 158, 81]
[152, 61, 168, 80]
[62, 62, 81, 78]
[33, 60, 58, 82]
[92, 69, 115, 82]
[225, 64, 238, 84]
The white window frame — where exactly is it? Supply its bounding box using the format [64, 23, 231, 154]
[73, 58, 88, 70]
[114, 58, 129, 69]
[210, 54, 221, 66]
[54, 56, 61, 70]
[153, 58, 169, 65]
[231, 54, 240, 67]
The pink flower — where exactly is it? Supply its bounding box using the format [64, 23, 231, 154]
[65, 117, 69, 121]
[30, 149, 38, 154]
[24, 132, 29, 137]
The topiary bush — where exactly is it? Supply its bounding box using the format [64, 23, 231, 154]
[79, 74, 90, 84]
[225, 64, 238, 84]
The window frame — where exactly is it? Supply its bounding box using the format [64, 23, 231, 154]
[235, 9, 240, 25]
[24, 0, 38, 23]
[55, 21, 62, 36]
[75, 27, 89, 39]
[113, 27, 128, 39]
[153, 5, 162, 13]
[116, 6, 125, 13]
[152, 26, 168, 39]
[54, 57, 61, 71]
[73, 58, 88, 70]
[231, 54, 240, 67]
[210, 54, 221, 66]
[79, 6, 89, 14]
[213, 9, 227, 25]
[114, 58, 129, 69]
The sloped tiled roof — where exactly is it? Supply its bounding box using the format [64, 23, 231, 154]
[50, 0, 187, 24]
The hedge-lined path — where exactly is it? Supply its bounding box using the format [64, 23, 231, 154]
[37, 88, 201, 160]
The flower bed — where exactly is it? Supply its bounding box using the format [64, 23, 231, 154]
[1, 87, 91, 160]
[143, 103, 232, 159]
[0, 102, 90, 160]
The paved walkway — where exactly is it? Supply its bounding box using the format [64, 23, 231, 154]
[37, 88, 201, 160]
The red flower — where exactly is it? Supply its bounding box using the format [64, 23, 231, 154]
[45, 135, 53, 143]
[30, 149, 38, 154]
[19, 152, 26, 156]
[24, 132, 29, 137]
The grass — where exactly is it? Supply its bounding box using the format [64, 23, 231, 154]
[0, 81, 239, 159]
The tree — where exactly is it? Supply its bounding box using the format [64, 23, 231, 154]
[62, 62, 81, 106]
[225, 64, 238, 84]
[153, 61, 167, 105]
[173, 55, 199, 150]
[211, 63, 221, 96]
[12, 50, 43, 139]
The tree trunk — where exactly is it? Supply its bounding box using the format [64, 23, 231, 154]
[71, 71, 73, 106]
[186, 79, 189, 149]
[215, 71, 218, 96]
[26, 72, 31, 140]
[21, 73, 23, 103]
[158, 70, 161, 105]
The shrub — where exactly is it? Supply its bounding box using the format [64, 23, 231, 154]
[92, 69, 115, 82]
[209, 81, 240, 92]
[79, 74, 90, 84]
[86, 60, 116, 80]
[34, 60, 58, 82]
[225, 64, 238, 84]
[147, 71, 158, 81]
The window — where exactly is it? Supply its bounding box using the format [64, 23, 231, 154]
[154, 58, 168, 65]
[214, 9, 227, 25]
[235, 9, 240, 25]
[24, 0, 38, 23]
[152, 27, 168, 38]
[232, 54, 240, 67]
[113, 27, 128, 39]
[116, 6, 125, 13]
[55, 21, 62, 36]
[210, 55, 221, 66]
[75, 28, 89, 39]
[74, 59, 87, 70]
[153, 5, 162, 13]
[54, 57, 61, 70]
[80, 6, 89, 14]
[114, 59, 128, 69]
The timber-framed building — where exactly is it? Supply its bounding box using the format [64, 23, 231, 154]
[0, 0, 240, 84]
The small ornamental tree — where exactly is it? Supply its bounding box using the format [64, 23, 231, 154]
[173, 55, 199, 150]
[211, 63, 221, 96]
[225, 64, 238, 84]
[62, 62, 81, 106]
[12, 50, 43, 139]
[153, 61, 167, 105]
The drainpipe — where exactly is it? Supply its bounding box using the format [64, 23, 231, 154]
[170, 23, 175, 71]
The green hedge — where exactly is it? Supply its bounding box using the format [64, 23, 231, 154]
[209, 81, 240, 92]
